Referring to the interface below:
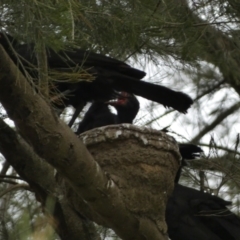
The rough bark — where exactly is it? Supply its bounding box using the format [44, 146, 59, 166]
[0, 119, 100, 240]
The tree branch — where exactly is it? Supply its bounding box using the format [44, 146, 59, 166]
[0, 183, 31, 198]
[0, 118, 100, 240]
[165, 0, 240, 97]
[191, 102, 240, 143]
[0, 45, 171, 240]
[199, 142, 240, 156]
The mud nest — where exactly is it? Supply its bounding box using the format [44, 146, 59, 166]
[79, 124, 181, 233]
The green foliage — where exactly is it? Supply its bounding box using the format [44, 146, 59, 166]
[1, 0, 240, 238]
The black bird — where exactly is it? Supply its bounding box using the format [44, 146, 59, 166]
[168, 144, 240, 240]
[106, 91, 140, 124]
[76, 92, 139, 134]
[76, 101, 115, 134]
[0, 33, 193, 115]
[175, 143, 203, 183]
[167, 184, 240, 240]
[179, 143, 203, 160]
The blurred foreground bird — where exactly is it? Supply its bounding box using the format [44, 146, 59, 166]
[0, 32, 193, 117]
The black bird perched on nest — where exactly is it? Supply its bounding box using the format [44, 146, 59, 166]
[175, 143, 203, 183]
[0, 32, 193, 118]
[76, 92, 139, 134]
[75, 91, 201, 167]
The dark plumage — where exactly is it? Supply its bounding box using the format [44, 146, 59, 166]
[76, 93, 202, 173]
[167, 184, 240, 240]
[107, 92, 139, 124]
[76, 92, 139, 134]
[0, 33, 193, 114]
[76, 101, 115, 134]
[168, 145, 240, 240]
[179, 144, 203, 161]
[175, 143, 203, 183]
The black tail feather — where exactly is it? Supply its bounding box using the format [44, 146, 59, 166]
[107, 73, 193, 113]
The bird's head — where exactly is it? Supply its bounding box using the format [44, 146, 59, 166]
[106, 91, 139, 123]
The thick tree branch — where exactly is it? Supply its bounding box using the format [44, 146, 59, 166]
[0, 45, 171, 240]
[195, 79, 225, 101]
[0, 183, 31, 198]
[0, 119, 99, 240]
[0, 161, 10, 175]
